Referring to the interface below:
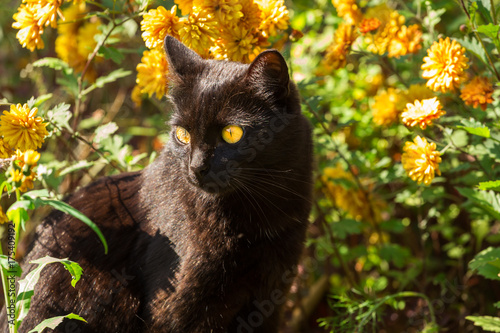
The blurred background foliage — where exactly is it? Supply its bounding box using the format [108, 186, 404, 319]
[2, 0, 500, 332]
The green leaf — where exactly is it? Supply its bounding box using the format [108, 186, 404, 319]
[454, 37, 488, 66]
[477, 23, 499, 39]
[331, 219, 362, 239]
[46, 103, 72, 132]
[81, 69, 132, 96]
[17, 257, 84, 329]
[7, 201, 33, 230]
[379, 244, 411, 269]
[467, 316, 500, 332]
[27, 94, 53, 109]
[478, 180, 500, 192]
[98, 46, 125, 64]
[58, 71, 79, 98]
[59, 160, 94, 177]
[469, 247, 500, 280]
[32, 58, 72, 72]
[94, 122, 119, 145]
[16, 192, 108, 254]
[28, 313, 86, 333]
[0, 255, 22, 277]
[35, 198, 108, 254]
[457, 187, 500, 220]
[457, 119, 490, 138]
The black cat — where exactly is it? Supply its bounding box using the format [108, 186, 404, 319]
[4, 36, 313, 332]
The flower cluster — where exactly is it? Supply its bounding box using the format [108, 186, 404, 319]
[371, 84, 435, 127]
[12, 0, 64, 51]
[134, 0, 290, 103]
[322, 2, 422, 72]
[55, 4, 102, 81]
[322, 165, 384, 223]
[0, 104, 47, 194]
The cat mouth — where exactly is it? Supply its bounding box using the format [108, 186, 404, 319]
[187, 172, 234, 195]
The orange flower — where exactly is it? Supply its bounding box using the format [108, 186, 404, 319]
[421, 38, 469, 93]
[388, 24, 422, 58]
[402, 136, 441, 186]
[358, 18, 381, 34]
[460, 76, 494, 111]
[322, 23, 358, 70]
[372, 88, 400, 126]
[401, 97, 446, 129]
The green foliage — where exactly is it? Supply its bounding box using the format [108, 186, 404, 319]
[466, 316, 500, 332]
[16, 257, 83, 330]
[27, 313, 86, 333]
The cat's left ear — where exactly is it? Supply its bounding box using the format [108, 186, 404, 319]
[164, 35, 203, 78]
[246, 50, 289, 101]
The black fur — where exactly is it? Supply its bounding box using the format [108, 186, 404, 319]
[3, 36, 313, 333]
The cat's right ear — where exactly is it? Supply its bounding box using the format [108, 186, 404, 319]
[164, 35, 203, 78]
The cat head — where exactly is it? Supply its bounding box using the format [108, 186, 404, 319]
[163, 35, 302, 195]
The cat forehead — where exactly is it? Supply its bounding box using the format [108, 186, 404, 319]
[168, 61, 260, 125]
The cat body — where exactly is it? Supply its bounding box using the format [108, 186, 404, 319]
[5, 36, 313, 332]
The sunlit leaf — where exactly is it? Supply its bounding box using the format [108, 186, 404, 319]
[28, 313, 86, 333]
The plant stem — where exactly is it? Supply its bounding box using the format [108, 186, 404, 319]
[491, 0, 498, 25]
[12, 190, 21, 260]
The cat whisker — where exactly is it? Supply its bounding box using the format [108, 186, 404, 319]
[235, 171, 312, 204]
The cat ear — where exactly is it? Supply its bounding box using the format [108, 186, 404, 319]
[164, 35, 203, 77]
[246, 50, 290, 100]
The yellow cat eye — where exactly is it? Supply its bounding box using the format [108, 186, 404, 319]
[222, 125, 244, 144]
[175, 126, 191, 145]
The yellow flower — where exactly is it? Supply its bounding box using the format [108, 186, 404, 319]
[256, 0, 289, 38]
[0, 207, 8, 224]
[12, 4, 45, 51]
[136, 48, 169, 99]
[322, 23, 358, 71]
[402, 136, 441, 185]
[422, 37, 469, 93]
[24, 0, 62, 28]
[131, 85, 144, 107]
[194, 0, 243, 26]
[216, 26, 261, 63]
[358, 18, 381, 34]
[175, 0, 194, 16]
[401, 97, 446, 130]
[388, 24, 422, 58]
[239, 0, 262, 30]
[332, 0, 362, 25]
[399, 83, 435, 108]
[15, 149, 41, 168]
[76, 21, 101, 59]
[0, 104, 48, 151]
[0, 138, 14, 159]
[179, 10, 218, 56]
[460, 76, 495, 111]
[8, 149, 40, 192]
[372, 88, 400, 126]
[364, 5, 405, 55]
[55, 5, 101, 81]
[141, 5, 182, 49]
[9, 169, 35, 192]
[322, 165, 384, 223]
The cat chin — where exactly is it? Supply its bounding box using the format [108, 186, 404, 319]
[186, 175, 235, 196]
